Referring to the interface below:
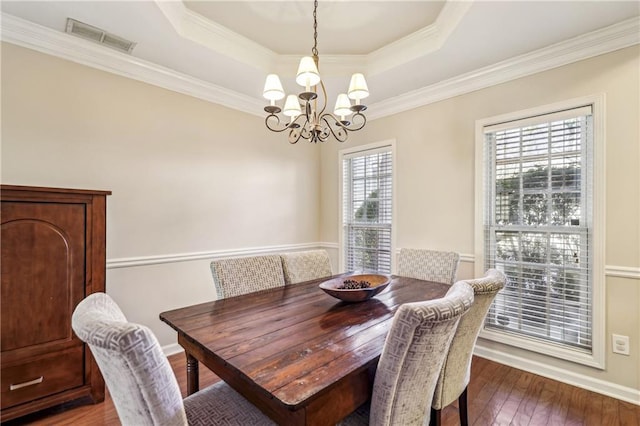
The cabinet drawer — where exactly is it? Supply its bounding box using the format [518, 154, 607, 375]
[1, 346, 84, 409]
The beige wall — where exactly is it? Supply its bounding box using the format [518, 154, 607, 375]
[2, 39, 639, 400]
[1, 43, 321, 346]
[320, 46, 640, 395]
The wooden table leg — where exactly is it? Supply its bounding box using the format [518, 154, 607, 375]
[186, 353, 199, 395]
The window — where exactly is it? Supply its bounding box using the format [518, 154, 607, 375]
[476, 97, 604, 368]
[340, 142, 394, 273]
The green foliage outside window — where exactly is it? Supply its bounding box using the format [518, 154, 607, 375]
[493, 164, 584, 338]
[351, 190, 383, 271]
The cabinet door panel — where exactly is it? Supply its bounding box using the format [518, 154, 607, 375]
[1, 202, 85, 352]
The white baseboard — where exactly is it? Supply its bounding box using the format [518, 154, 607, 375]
[474, 343, 640, 406]
[162, 343, 185, 357]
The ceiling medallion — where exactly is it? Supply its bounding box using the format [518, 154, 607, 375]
[262, 0, 369, 144]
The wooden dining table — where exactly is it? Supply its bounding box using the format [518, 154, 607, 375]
[160, 274, 450, 426]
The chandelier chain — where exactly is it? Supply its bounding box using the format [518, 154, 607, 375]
[312, 0, 318, 57]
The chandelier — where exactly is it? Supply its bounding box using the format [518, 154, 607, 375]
[262, 0, 369, 144]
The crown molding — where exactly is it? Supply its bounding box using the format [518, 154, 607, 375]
[368, 16, 640, 120]
[2, 12, 638, 121]
[0, 12, 265, 117]
[155, 0, 469, 77]
[155, 0, 277, 72]
[367, 1, 472, 76]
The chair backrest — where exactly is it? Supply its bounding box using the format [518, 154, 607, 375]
[432, 269, 507, 410]
[397, 248, 460, 284]
[210, 254, 285, 299]
[370, 281, 474, 426]
[72, 293, 187, 426]
[280, 249, 333, 285]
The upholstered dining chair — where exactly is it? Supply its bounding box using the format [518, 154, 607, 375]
[430, 269, 507, 426]
[210, 254, 285, 299]
[280, 249, 333, 285]
[397, 248, 460, 284]
[72, 292, 276, 426]
[339, 280, 474, 426]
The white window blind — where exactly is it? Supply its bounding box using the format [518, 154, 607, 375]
[483, 105, 594, 353]
[342, 147, 393, 273]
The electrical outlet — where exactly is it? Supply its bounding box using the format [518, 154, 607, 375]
[612, 334, 630, 356]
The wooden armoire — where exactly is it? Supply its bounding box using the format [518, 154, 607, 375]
[1, 185, 111, 421]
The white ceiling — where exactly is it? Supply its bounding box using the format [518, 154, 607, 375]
[1, 1, 639, 118]
[184, 1, 447, 55]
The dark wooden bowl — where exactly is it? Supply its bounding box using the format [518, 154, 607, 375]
[319, 274, 391, 303]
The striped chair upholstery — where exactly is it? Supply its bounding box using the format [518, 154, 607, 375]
[72, 292, 275, 426]
[280, 249, 333, 285]
[340, 280, 474, 425]
[431, 269, 507, 426]
[397, 248, 460, 284]
[210, 254, 285, 299]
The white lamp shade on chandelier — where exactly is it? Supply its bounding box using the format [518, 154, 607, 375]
[283, 95, 302, 118]
[334, 94, 353, 119]
[296, 56, 321, 89]
[348, 73, 369, 104]
[263, 74, 285, 102]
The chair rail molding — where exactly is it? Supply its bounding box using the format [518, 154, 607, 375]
[605, 265, 640, 280]
[107, 243, 325, 269]
[107, 244, 639, 281]
[318, 242, 340, 250]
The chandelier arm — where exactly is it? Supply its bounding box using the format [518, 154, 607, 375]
[318, 111, 367, 133]
[321, 111, 363, 131]
[319, 114, 348, 143]
[300, 123, 314, 141]
[288, 127, 302, 144]
[265, 113, 305, 133]
[319, 112, 344, 129]
[319, 111, 367, 132]
[347, 111, 367, 131]
[282, 114, 314, 144]
[287, 114, 312, 144]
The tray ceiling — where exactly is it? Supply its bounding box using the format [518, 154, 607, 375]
[1, 1, 638, 118]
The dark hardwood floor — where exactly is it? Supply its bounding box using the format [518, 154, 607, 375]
[5, 355, 639, 425]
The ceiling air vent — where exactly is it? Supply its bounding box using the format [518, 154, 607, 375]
[65, 18, 136, 54]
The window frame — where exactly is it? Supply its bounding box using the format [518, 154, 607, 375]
[474, 95, 606, 369]
[339, 140, 396, 274]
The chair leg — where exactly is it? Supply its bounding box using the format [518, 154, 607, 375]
[430, 407, 441, 426]
[459, 386, 469, 426]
